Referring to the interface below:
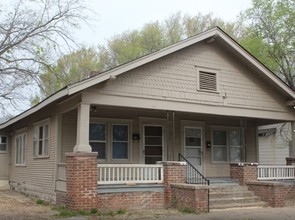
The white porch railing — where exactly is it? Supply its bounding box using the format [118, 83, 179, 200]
[57, 163, 66, 181]
[98, 164, 164, 185]
[257, 165, 295, 180]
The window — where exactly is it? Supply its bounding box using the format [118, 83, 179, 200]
[212, 128, 242, 163]
[89, 120, 130, 161]
[16, 133, 27, 165]
[197, 68, 219, 92]
[33, 119, 49, 157]
[89, 123, 106, 159]
[229, 131, 242, 162]
[0, 135, 7, 152]
[212, 130, 227, 162]
[112, 124, 128, 159]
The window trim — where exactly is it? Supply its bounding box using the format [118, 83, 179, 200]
[0, 135, 8, 153]
[196, 67, 219, 93]
[33, 118, 50, 159]
[90, 118, 132, 163]
[15, 132, 27, 166]
[211, 126, 242, 163]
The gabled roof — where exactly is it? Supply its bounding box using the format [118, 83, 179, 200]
[1, 27, 294, 129]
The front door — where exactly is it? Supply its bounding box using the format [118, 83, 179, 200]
[184, 127, 203, 173]
[144, 125, 163, 164]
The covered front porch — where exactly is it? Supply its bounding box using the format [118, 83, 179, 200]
[56, 157, 295, 211]
[56, 100, 295, 180]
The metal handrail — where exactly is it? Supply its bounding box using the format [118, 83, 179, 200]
[178, 153, 210, 185]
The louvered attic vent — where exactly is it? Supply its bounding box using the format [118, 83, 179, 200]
[199, 71, 217, 92]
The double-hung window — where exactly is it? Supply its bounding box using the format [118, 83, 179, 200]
[89, 120, 130, 161]
[0, 135, 7, 152]
[89, 123, 106, 159]
[16, 133, 27, 165]
[112, 124, 128, 160]
[33, 119, 49, 157]
[212, 128, 242, 163]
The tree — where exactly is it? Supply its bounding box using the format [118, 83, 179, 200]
[33, 47, 100, 103]
[94, 12, 241, 72]
[164, 12, 184, 44]
[0, 0, 88, 114]
[140, 22, 165, 53]
[241, 0, 295, 89]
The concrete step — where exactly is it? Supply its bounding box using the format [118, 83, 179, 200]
[209, 185, 248, 193]
[210, 201, 268, 210]
[209, 184, 268, 210]
[210, 196, 261, 206]
[210, 185, 254, 199]
[210, 191, 254, 199]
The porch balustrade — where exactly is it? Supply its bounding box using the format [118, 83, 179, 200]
[57, 163, 66, 181]
[97, 164, 164, 185]
[257, 165, 295, 180]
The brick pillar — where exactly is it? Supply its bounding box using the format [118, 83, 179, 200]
[66, 152, 98, 211]
[161, 161, 186, 208]
[230, 162, 258, 185]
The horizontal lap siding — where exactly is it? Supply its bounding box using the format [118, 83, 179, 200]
[61, 109, 77, 162]
[0, 153, 9, 179]
[9, 108, 57, 195]
[259, 123, 290, 165]
[92, 42, 286, 114]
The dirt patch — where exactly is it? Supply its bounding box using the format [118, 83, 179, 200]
[0, 189, 183, 220]
[0, 190, 54, 220]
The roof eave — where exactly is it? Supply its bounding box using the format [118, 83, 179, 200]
[0, 88, 69, 130]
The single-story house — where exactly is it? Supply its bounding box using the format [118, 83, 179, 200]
[0, 27, 294, 204]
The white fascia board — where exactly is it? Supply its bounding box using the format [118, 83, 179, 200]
[67, 28, 219, 95]
[0, 88, 68, 129]
[218, 34, 295, 99]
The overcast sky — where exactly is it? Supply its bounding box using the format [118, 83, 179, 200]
[75, 0, 253, 47]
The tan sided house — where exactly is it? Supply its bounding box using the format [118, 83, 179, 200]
[0, 27, 294, 210]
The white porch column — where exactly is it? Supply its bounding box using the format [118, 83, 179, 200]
[291, 121, 295, 158]
[73, 103, 92, 153]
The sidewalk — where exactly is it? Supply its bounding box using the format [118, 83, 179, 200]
[157, 207, 295, 220]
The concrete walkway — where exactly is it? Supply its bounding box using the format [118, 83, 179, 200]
[157, 207, 295, 220]
[55, 207, 295, 220]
